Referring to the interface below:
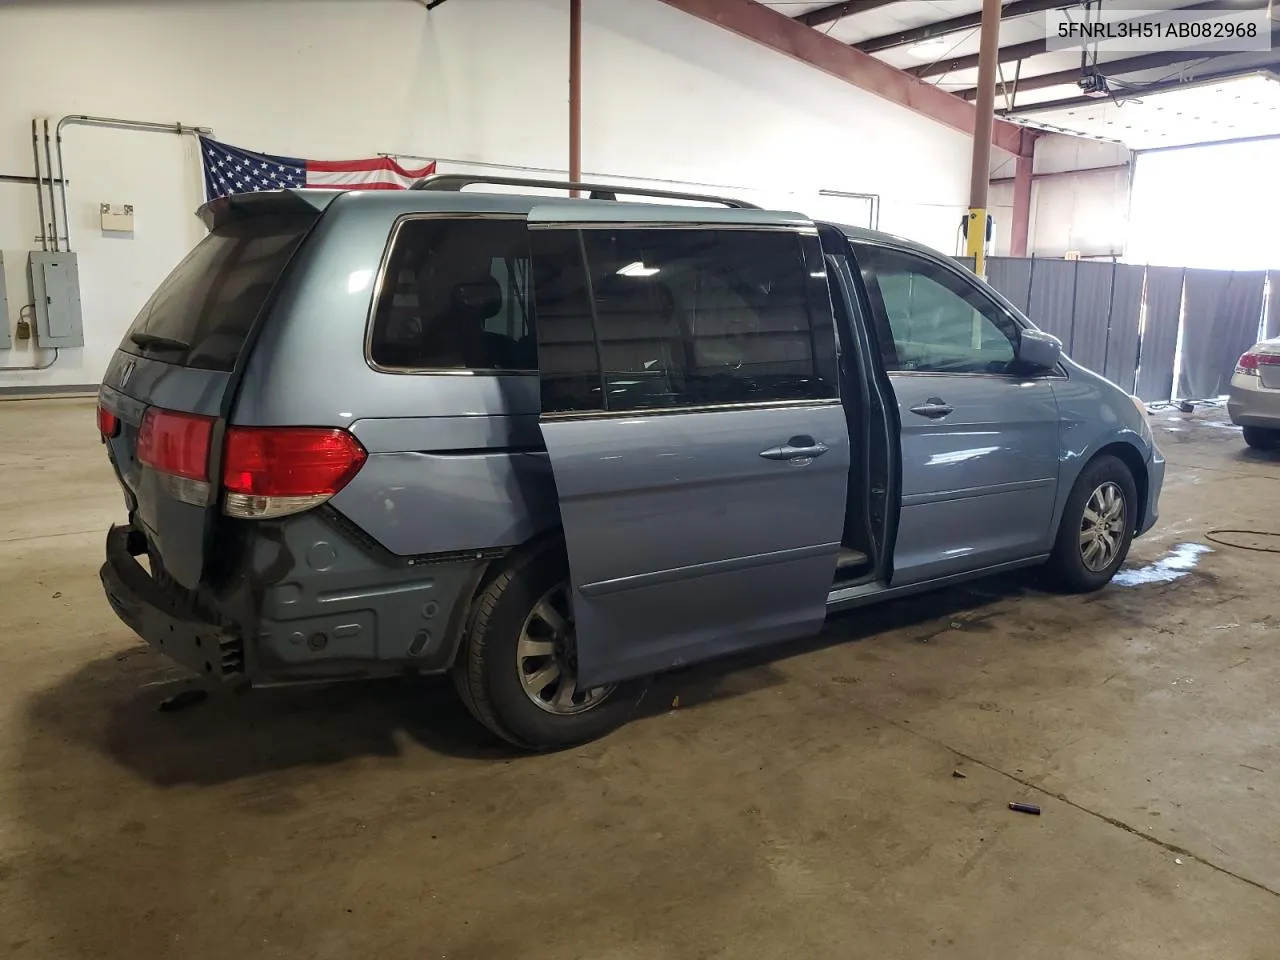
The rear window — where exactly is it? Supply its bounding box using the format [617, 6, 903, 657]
[124, 214, 313, 371]
[368, 217, 535, 371]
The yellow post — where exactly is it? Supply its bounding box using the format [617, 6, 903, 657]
[965, 208, 987, 277]
[966, 0, 1001, 280]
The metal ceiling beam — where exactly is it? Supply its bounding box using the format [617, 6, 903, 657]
[959, 30, 1280, 99]
[857, 0, 1067, 54]
[913, 38, 1047, 79]
[998, 61, 1280, 114]
[795, 0, 900, 28]
[963, 49, 1211, 99]
[912, 0, 1265, 79]
[655, 0, 1027, 155]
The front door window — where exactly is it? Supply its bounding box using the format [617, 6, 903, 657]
[858, 247, 1020, 375]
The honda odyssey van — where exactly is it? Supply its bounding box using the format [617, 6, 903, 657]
[98, 175, 1164, 749]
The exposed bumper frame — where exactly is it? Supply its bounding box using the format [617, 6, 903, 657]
[100, 524, 243, 679]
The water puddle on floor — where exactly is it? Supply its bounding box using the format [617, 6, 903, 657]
[1113, 542, 1213, 586]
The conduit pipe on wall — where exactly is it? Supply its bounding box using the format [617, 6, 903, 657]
[30, 120, 49, 251]
[51, 115, 213, 252]
[43, 120, 60, 251]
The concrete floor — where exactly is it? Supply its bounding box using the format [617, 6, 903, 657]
[2, 398, 1279, 959]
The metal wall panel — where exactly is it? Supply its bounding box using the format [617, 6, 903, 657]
[1178, 269, 1266, 400]
[1135, 266, 1184, 403]
[1103, 264, 1145, 392]
[986, 257, 1033, 315]
[1025, 258, 1077, 344]
[1068, 261, 1114, 375]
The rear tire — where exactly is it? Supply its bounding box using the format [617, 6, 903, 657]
[1044, 454, 1137, 593]
[452, 539, 648, 750]
[1243, 426, 1280, 450]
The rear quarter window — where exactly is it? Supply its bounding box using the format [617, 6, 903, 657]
[125, 213, 313, 372]
[369, 217, 536, 372]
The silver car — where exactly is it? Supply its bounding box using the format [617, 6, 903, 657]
[1228, 336, 1280, 449]
[96, 175, 1165, 750]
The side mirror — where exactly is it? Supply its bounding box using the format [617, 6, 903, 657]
[1016, 328, 1062, 370]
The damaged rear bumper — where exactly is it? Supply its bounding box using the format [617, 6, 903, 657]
[99, 524, 244, 679]
[100, 513, 490, 685]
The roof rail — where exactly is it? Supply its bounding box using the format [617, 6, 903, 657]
[410, 173, 759, 209]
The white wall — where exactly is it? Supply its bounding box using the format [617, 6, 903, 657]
[1025, 166, 1131, 258]
[0, 0, 979, 389]
[986, 180, 1017, 257]
[1033, 135, 1130, 176]
[987, 134, 1131, 258]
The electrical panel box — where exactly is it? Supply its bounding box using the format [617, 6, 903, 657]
[27, 251, 84, 348]
[0, 253, 10, 350]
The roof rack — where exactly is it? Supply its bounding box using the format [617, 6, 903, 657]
[410, 173, 759, 209]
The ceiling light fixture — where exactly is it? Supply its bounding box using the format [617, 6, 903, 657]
[905, 36, 951, 60]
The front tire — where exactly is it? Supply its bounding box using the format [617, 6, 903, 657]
[452, 540, 647, 750]
[1045, 455, 1137, 593]
[1243, 426, 1280, 450]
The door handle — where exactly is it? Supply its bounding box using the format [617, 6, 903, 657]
[760, 436, 830, 461]
[909, 398, 954, 419]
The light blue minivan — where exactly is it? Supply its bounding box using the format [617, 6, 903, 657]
[97, 175, 1164, 749]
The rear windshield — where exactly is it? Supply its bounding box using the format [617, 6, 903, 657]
[124, 214, 314, 371]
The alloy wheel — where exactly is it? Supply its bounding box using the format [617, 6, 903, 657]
[516, 582, 615, 715]
[1079, 481, 1127, 572]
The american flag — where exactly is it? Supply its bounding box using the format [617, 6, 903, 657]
[199, 137, 437, 199]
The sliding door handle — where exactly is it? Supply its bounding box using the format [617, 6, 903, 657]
[760, 437, 830, 461]
[910, 398, 954, 419]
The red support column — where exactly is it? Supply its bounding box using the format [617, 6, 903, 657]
[1010, 152, 1034, 257]
[569, 0, 582, 196]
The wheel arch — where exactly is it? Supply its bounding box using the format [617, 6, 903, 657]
[1084, 441, 1150, 534]
[441, 526, 567, 670]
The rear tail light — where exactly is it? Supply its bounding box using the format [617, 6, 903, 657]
[221, 426, 367, 519]
[97, 404, 120, 440]
[133, 409, 366, 518]
[1236, 351, 1280, 376]
[136, 408, 215, 505]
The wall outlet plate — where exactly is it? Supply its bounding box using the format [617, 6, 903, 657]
[101, 203, 135, 232]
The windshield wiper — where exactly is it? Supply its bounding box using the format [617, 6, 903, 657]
[129, 331, 190, 352]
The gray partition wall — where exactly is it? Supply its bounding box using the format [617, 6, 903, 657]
[1177, 270, 1267, 400]
[987, 257, 1034, 315]
[1067, 261, 1115, 375]
[1024, 258, 1078, 345]
[1135, 266, 1185, 403]
[1103, 264, 1145, 393]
